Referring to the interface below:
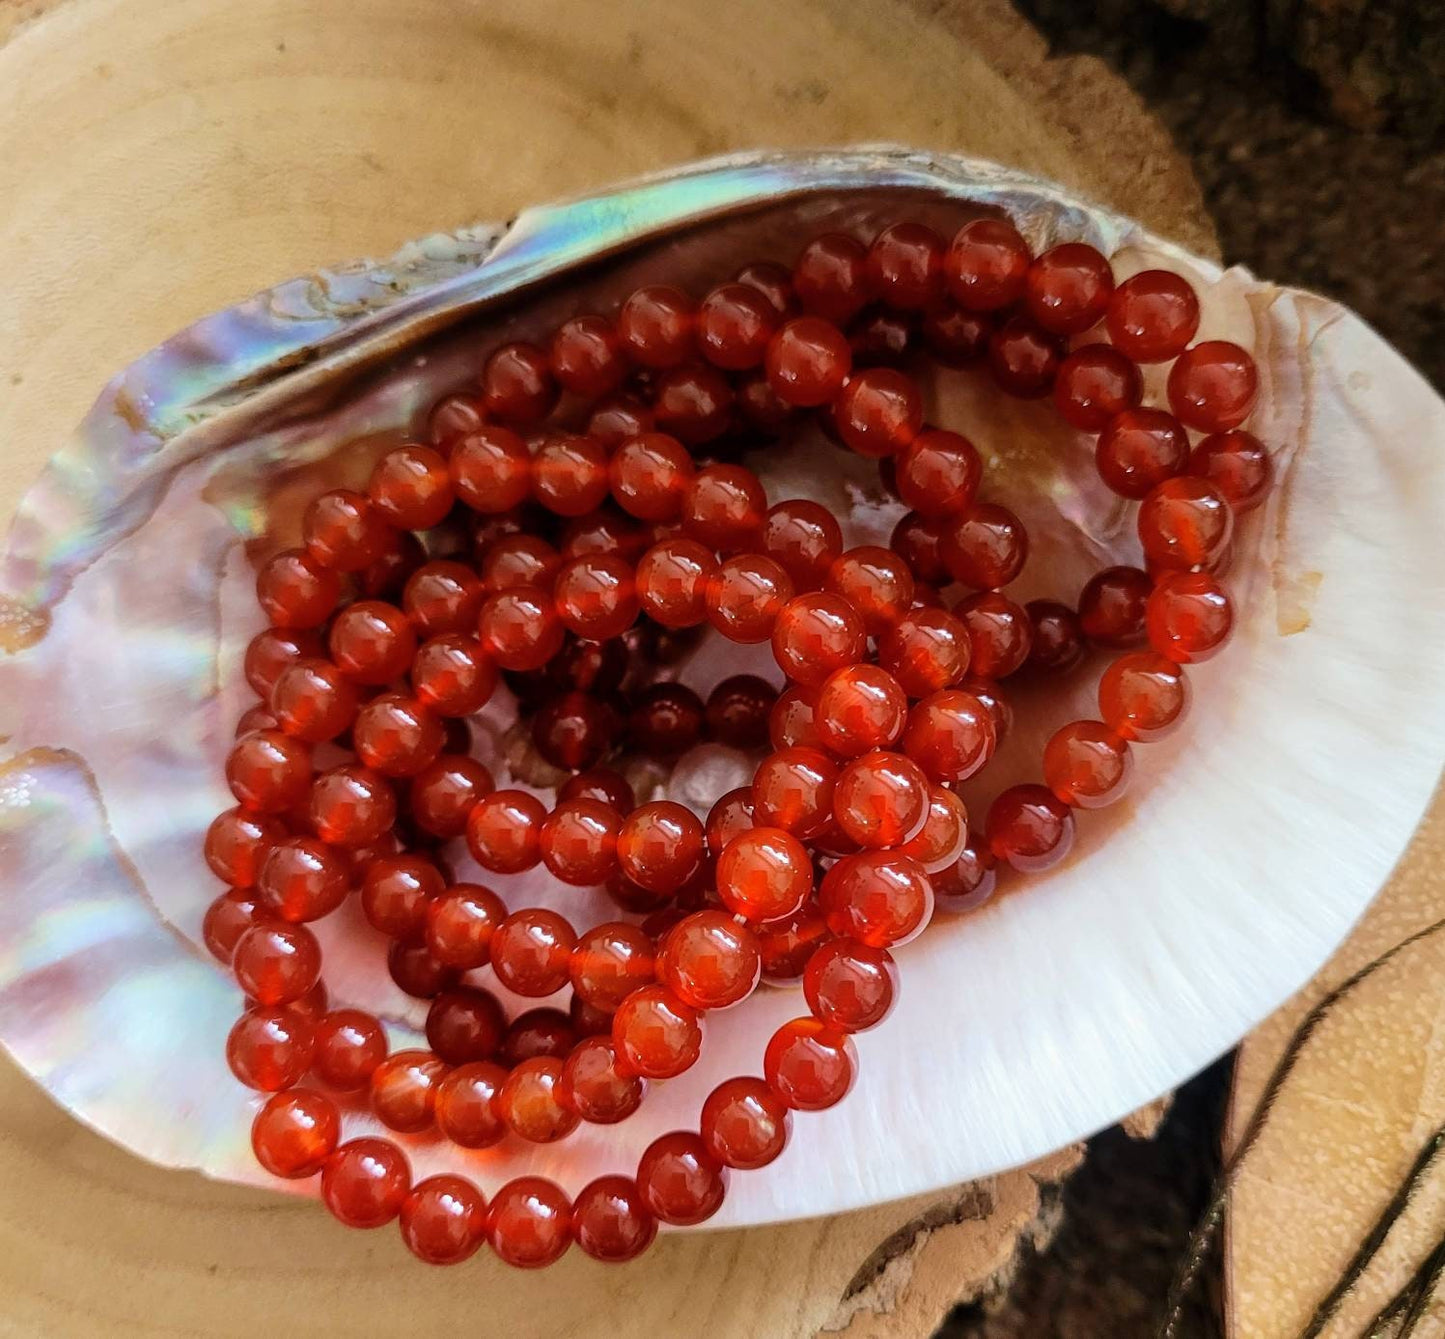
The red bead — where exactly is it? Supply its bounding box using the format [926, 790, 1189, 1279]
[1044, 720, 1134, 808]
[1188, 430, 1273, 513]
[322, 1139, 411, 1229]
[793, 233, 869, 323]
[227, 1005, 312, 1091]
[572, 1177, 657, 1263]
[329, 600, 416, 685]
[496, 1057, 579, 1144]
[618, 285, 697, 369]
[878, 608, 972, 697]
[932, 838, 998, 914]
[402, 560, 484, 638]
[762, 499, 843, 589]
[627, 682, 705, 757]
[850, 306, 915, 367]
[488, 1178, 573, 1268]
[540, 799, 622, 885]
[388, 938, 457, 1000]
[716, 824, 812, 922]
[466, 789, 546, 873]
[736, 369, 795, 435]
[698, 283, 780, 370]
[653, 363, 736, 445]
[491, 908, 577, 997]
[832, 751, 929, 849]
[478, 586, 565, 671]
[532, 434, 609, 517]
[227, 729, 312, 813]
[896, 783, 969, 872]
[764, 1017, 857, 1111]
[986, 783, 1075, 872]
[942, 504, 1028, 589]
[772, 593, 866, 686]
[409, 754, 492, 838]
[558, 1036, 644, 1125]
[1167, 340, 1258, 432]
[902, 689, 995, 782]
[1078, 566, 1151, 647]
[866, 222, 945, 310]
[707, 553, 795, 643]
[1025, 600, 1086, 675]
[425, 883, 506, 970]
[256, 548, 340, 629]
[659, 909, 762, 1009]
[1138, 477, 1234, 571]
[751, 746, 837, 841]
[636, 538, 716, 628]
[435, 1062, 508, 1148]
[921, 303, 992, 366]
[358, 528, 425, 600]
[757, 903, 833, 983]
[428, 391, 486, 448]
[353, 692, 444, 777]
[571, 921, 655, 1011]
[735, 260, 797, 317]
[270, 659, 357, 744]
[549, 316, 628, 398]
[945, 218, 1030, 311]
[501, 1008, 579, 1067]
[312, 1009, 387, 1091]
[765, 317, 852, 407]
[1025, 243, 1114, 335]
[368, 444, 454, 530]
[955, 590, 1032, 679]
[303, 489, 391, 572]
[896, 428, 982, 518]
[637, 1131, 728, 1226]
[205, 807, 285, 887]
[706, 787, 756, 858]
[451, 426, 533, 513]
[426, 987, 505, 1064]
[552, 554, 637, 641]
[682, 464, 767, 552]
[612, 985, 703, 1079]
[1147, 570, 1234, 663]
[360, 853, 442, 938]
[804, 938, 898, 1031]
[233, 921, 320, 1005]
[411, 632, 498, 716]
[705, 674, 778, 749]
[482, 342, 557, 424]
[1054, 344, 1143, 431]
[1107, 269, 1200, 362]
[244, 628, 323, 700]
[834, 368, 923, 457]
[257, 835, 349, 923]
[401, 1175, 487, 1266]
[202, 889, 261, 963]
[616, 801, 705, 894]
[588, 394, 656, 449]
[827, 546, 915, 635]
[890, 512, 950, 585]
[814, 664, 907, 756]
[370, 1050, 448, 1133]
[701, 1076, 791, 1171]
[769, 685, 826, 751]
[1097, 408, 1190, 500]
[252, 1089, 339, 1179]
[608, 433, 694, 522]
[235, 703, 280, 737]
[818, 850, 932, 946]
[988, 316, 1063, 397]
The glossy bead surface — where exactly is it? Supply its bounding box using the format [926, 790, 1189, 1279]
[370, 1050, 448, 1133]
[704, 674, 778, 749]
[202, 889, 261, 963]
[636, 538, 716, 628]
[400, 1175, 487, 1266]
[698, 282, 780, 370]
[252, 1089, 339, 1179]
[942, 504, 1027, 589]
[1107, 269, 1200, 362]
[1167, 340, 1258, 431]
[955, 591, 1032, 679]
[205, 807, 285, 887]
[368, 444, 454, 530]
[1188, 430, 1273, 513]
[757, 903, 833, 983]
[553, 554, 638, 641]
[303, 489, 390, 572]
[890, 513, 950, 585]
[244, 627, 322, 699]
[764, 1017, 857, 1111]
[535, 798, 618, 885]
[268, 660, 358, 748]
[496, 1057, 579, 1144]
[256, 548, 340, 629]
[866, 222, 944, 309]
[769, 685, 826, 751]
[932, 838, 998, 915]
[627, 682, 705, 757]
[612, 986, 703, 1079]
[588, 394, 655, 448]
[701, 1076, 791, 1171]
[451, 426, 532, 513]
[411, 633, 497, 716]
[765, 317, 852, 407]
[1044, 721, 1134, 808]
[560, 767, 635, 813]
[1137, 477, 1234, 571]
[751, 746, 837, 841]
[227, 1006, 312, 1091]
[426, 987, 506, 1065]
[360, 854, 442, 939]
[488, 1178, 572, 1269]
[549, 315, 628, 397]
[532, 434, 610, 518]
[607, 432, 693, 521]
[834, 367, 923, 457]
[762, 499, 843, 589]
[896, 783, 969, 872]
[653, 363, 736, 445]
[1097, 408, 1190, 500]
[921, 302, 991, 366]
[321, 1139, 411, 1229]
[466, 789, 547, 873]
[227, 729, 312, 813]
[435, 1062, 508, 1148]
[616, 801, 705, 894]
[716, 825, 813, 922]
[478, 587, 565, 671]
[500, 1011, 577, 1066]
[682, 464, 767, 552]
[617, 285, 696, 369]
[257, 836, 349, 924]
[1078, 566, 1151, 647]
[832, 751, 929, 849]
[706, 553, 795, 643]
[804, 938, 898, 1031]
[705, 787, 756, 859]
[410, 754, 493, 838]
[353, 693, 444, 778]
[818, 850, 933, 946]
[572, 1178, 657, 1264]
[772, 593, 866, 686]
[986, 784, 1076, 872]
[945, 218, 1030, 311]
[793, 233, 869, 323]
[329, 601, 414, 687]
[401, 561, 483, 640]
[1025, 243, 1113, 334]
[491, 909, 577, 997]
[1147, 571, 1234, 663]
[637, 1131, 728, 1226]
[571, 921, 655, 1011]
[826, 546, 914, 635]
[895, 428, 982, 518]
[558, 1036, 645, 1125]
[428, 392, 486, 447]
[878, 608, 972, 697]
[988, 316, 1062, 397]
[902, 690, 995, 783]
[422, 884, 505, 971]
[233, 922, 320, 1005]
[814, 664, 907, 756]
[387, 939, 457, 1000]
[659, 910, 762, 1009]
[482, 342, 557, 423]
[312, 1009, 387, 1091]
[1054, 344, 1143, 431]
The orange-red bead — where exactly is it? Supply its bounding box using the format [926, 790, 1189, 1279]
[932, 838, 998, 915]
[867, 222, 945, 310]
[256, 549, 340, 629]
[706, 553, 795, 643]
[205, 807, 285, 887]
[312, 1009, 387, 1091]
[878, 608, 971, 697]
[478, 586, 565, 671]
[1106, 269, 1200, 362]
[227, 729, 312, 813]
[705, 674, 778, 749]
[895, 428, 982, 518]
[683, 464, 767, 552]
[227, 1005, 313, 1091]
[636, 537, 716, 628]
[612, 985, 703, 1079]
[550, 315, 628, 398]
[203, 889, 262, 963]
[772, 593, 867, 686]
[488, 1178, 572, 1268]
[1043, 721, 1133, 808]
[762, 499, 844, 589]
[764, 1017, 857, 1110]
[955, 591, 1032, 679]
[834, 368, 923, 457]
[818, 850, 933, 946]
[554, 554, 639, 640]
[245, 627, 323, 699]
[572, 1177, 657, 1263]
[608, 432, 694, 521]
[233, 921, 321, 1005]
[902, 690, 995, 783]
[986, 784, 1076, 872]
[491, 908, 577, 997]
[353, 692, 444, 777]
[1097, 408, 1190, 500]
[257, 835, 350, 923]
[370, 1050, 448, 1133]
[400, 1175, 487, 1266]
[637, 1131, 728, 1226]
[304, 489, 391, 572]
[1137, 477, 1234, 572]
[617, 285, 697, 369]
[403, 560, 485, 638]
[532, 434, 610, 517]
[496, 1057, 579, 1143]
[717, 826, 813, 921]
[465, 789, 546, 873]
[558, 1036, 644, 1125]
[826, 546, 915, 635]
[698, 282, 780, 370]
[1167, 340, 1258, 432]
[701, 1076, 791, 1170]
[1025, 243, 1114, 335]
[1188, 430, 1273, 512]
[751, 746, 837, 840]
[252, 1089, 339, 1179]
[1147, 571, 1234, 663]
[896, 783, 969, 872]
[832, 751, 929, 849]
[988, 316, 1062, 398]
[658, 910, 762, 1009]
[571, 921, 655, 1011]
[942, 504, 1027, 589]
[814, 664, 908, 756]
[1026, 600, 1086, 676]
[483, 342, 557, 423]
[322, 1139, 411, 1229]
[1054, 344, 1142, 431]
[329, 601, 416, 685]
[368, 444, 454, 530]
[945, 218, 1031, 312]
[310, 764, 395, 848]
[769, 685, 827, 751]
[425, 883, 506, 970]
[793, 233, 869, 323]
[410, 754, 493, 839]
[616, 801, 705, 894]
[765, 317, 852, 407]
[435, 1062, 508, 1148]
[804, 938, 898, 1031]
[361, 853, 442, 939]
[451, 426, 532, 513]
[411, 632, 497, 716]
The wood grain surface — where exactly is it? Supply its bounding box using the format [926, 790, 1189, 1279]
[0, 1, 1209, 1334]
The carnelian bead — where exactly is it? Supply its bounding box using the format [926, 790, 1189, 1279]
[1026, 600, 1086, 675]
[488, 1178, 573, 1268]
[765, 317, 852, 408]
[659, 910, 762, 1009]
[654, 362, 735, 445]
[491, 909, 577, 997]
[329, 600, 416, 685]
[866, 222, 945, 310]
[636, 538, 716, 628]
[540, 799, 622, 886]
[1147, 570, 1234, 663]
[532, 434, 610, 517]
[1189, 430, 1273, 513]
[401, 561, 483, 639]
[426, 987, 505, 1064]
[772, 593, 866, 686]
[762, 499, 844, 589]
[617, 285, 697, 369]
[804, 938, 898, 1032]
[553, 635, 628, 694]
[1054, 344, 1143, 431]
[834, 367, 923, 457]
[701, 1076, 791, 1171]
[451, 426, 533, 513]
[1167, 340, 1258, 432]
[322, 1139, 411, 1230]
[851, 304, 915, 366]
[932, 838, 998, 915]
[1097, 408, 1190, 500]
[758, 903, 833, 983]
[878, 608, 972, 697]
[303, 489, 390, 572]
[411, 633, 498, 716]
[948, 214, 1036, 312]
[410, 754, 493, 839]
[368, 444, 454, 530]
[425, 883, 506, 969]
[235, 703, 281, 737]
[612, 986, 703, 1079]
[769, 684, 826, 751]
[705, 674, 778, 749]
[897, 783, 969, 872]
[252, 1089, 339, 1179]
[706, 553, 795, 643]
[608, 433, 694, 522]
[962, 672, 1011, 740]
[312, 1009, 387, 1090]
[902, 690, 995, 783]
[1078, 566, 1151, 647]
[483, 341, 557, 424]
[203, 889, 261, 963]
[496, 1057, 579, 1144]
[942, 504, 1028, 589]
[826, 547, 915, 636]
[502, 1009, 577, 1066]
[682, 464, 767, 552]
[370, 1050, 448, 1133]
[1044, 721, 1134, 808]
[818, 851, 932, 946]
[205, 807, 285, 887]
[793, 233, 869, 323]
[558, 1037, 644, 1124]
[988, 316, 1062, 397]
[435, 1062, 508, 1148]
[571, 922, 655, 1011]
[233, 921, 321, 1005]
[955, 591, 1032, 679]
[1025, 243, 1114, 335]
[815, 664, 907, 756]
[478, 586, 565, 671]
[572, 1177, 657, 1263]
[637, 1131, 728, 1226]
[359, 528, 425, 599]
[270, 659, 357, 744]
[588, 393, 656, 448]
[227, 1006, 312, 1091]
[605, 868, 673, 914]
[922, 302, 992, 365]
[388, 940, 458, 1000]
[360, 853, 441, 938]
[890, 512, 950, 584]
[1107, 269, 1200, 362]
[697, 282, 779, 370]
[735, 260, 797, 317]
[751, 746, 837, 841]
[736, 370, 795, 435]
[833, 751, 929, 849]
[1138, 477, 1234, 572]
[627, 682, 705, 756]
[896, 428, 982, 518]
[428, 391, 487, 448]
[987, 784, 1075, 872]
[227, 729, 312, 813]
[256, 548, 340, 629]
[353, 693, 444, 777]
[257, 835, 350, 923]
[553, 554, 638, 641]
[400, 1175, 487, 1266]
[706, 787, 756, 857]
[479, 534, 559, 596]
[765, 1017, 857, 1111]
[616, 801, 705, 894]
[570, 996, 614, 1039]
[549, 315, 628, 397]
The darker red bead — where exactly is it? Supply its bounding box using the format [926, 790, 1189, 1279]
[945, 217, 1031, 311]
[942, 504, 1028, 589]
[1054, 345, 1143, 431]
[1107, 269, 1200, 362]
[765, 317, 852, 408]
[833, 368, 923, 457]
[1025, 600, 1086, 675]
[482, 342, 557, 424]
[1188, 430, 1273, 513]
[549, 315, 628, 398]
[451, 426, 533, 514]
[762, 499, 844, 589]
[256, 548, 340, 630]
[1097, 408, 1190, 500]
[698, 283, 780, 370]
[955, 591, 1033, 679]
[793, 233, 869, 323]
[921, 302, 992, 366]
[1166, 340, 1258, 432]
[618, 285, 697, 369]
[653, 363, 735, 445]
[404, 560, 486, 638]
[1025, 243, 1114, 335]
[637, 1131, 728, 1226]
[1078, 566, 1151, 647]
[425, 987, 505, 1065]
[866, 222, 945, 310]
[478, 586, 565, 671]
[988, 316, 1063, 397]
[572, 1177, 657, 1263]
[986, 784, 1076, 872]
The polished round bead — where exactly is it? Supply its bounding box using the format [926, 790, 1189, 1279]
[942, 504, 1027, 589]
[616, 801, 705, 894]
[553, 554, 638, 641]
[303, 489, 390, 572]
[1044, 721, 1134, 809]
[411, 632, 498, 716]
[496, 1057, 579, 1144]
[764, 1018, 857, 1111]
[607, 433, 693, 521]
[1025, 600, 1086, 676]
[895, 428, 982, 519]
[368, 444, 454, 530]
[627, 682, 705, 757]
[558, 507, 653, 566]
[588, 394, 656, 448]
[450, 426, 533, 513]
[400, 1175, 487, 1266]
[921, 302, 992, 365]
[636, 538, 717, 628]
[814, 664, 907, 756]
[878, 608, 972, 697]
[488, 1178, 573, 1268]
[1078, 566, 1152, 647]
[617, 285, 697, 369]
[491, 909, 577, 997]
[252, 1089, 339, 1179]
[772, 593, 867, 686]
[227, 1006, 312, 1091]
[700, 1076, 791, 1171]
[890, 512, 950, 584]
[765, 317, 852, 407]
[804, 938, 898, 1032]
[902, 690, 995, 783]
[1147, 570, 1234, 663]
[256, 548, 340, 629]
[482, 342, 557, 423]
[932, 838, 998, 915]
[818, 850, 932, 947]
[479, 534, 558, 596]
[612, 985, 703, 1079]
[227, 729, 312, 813]
[501, 1010, 577, 1064]
[360, 854, 443, 938]
[987, 784, 1075, 872]
[866, 222, 945, 309]
[560, 767, 634, 813]
[1054, 344, 1143, 431]
[549, 315, 628, 397]
[402, 560, 485, 638]
[370, 1050, 448, 1133]
[421, 884, 504, 972]
[329, 600, 415, 685]
[1167, 340, 1258, 432]
[538, 799, 621, 886]
[826, 546, 914, 636]
[409, 754, 493, 839]
[358, 528, 425, 600]
[1188, 430, 1273, 513]
[834, 367, 923, 457]
[571, 1177, 656, 1264]
[1025, 243, 1114, 334]
[1106, 269, 1200, 362]
[735, 260, 797, 317]
[244, 627, 323, 699]
[637, 1131, 728, 1226]
[532, 434, 610, 517]
[736, 369, 795, 434]
[233, 921, 320, 1005]
[751, 746, 837, 841]
[257, 836, 349, 924]
[312, 1009, 387, 1091]
[945, 218, 1030, 311]
[353, 693, 444, 777]
[428, 391, 486, 448]
[762, 499, 844, 589]
[478, 586, 565, 671]
[466, 789, 547, 873]
[1138, 477, 1234, 572]
[706, 553, 795, 643]
[558, 1037, 645, 1125]
[705, 787, 756, 859]
[653, 363, 735, 445]
[793, 233, 869, 323]
[955, 590, 1032, 679]
[387, 940, 458, 1000]
[202, 889, 261, 963]
[268, 660, 357, 746]
[705, 674, 778, 749]
[434, 1062, 508, 1148]
[851, 305, 914, 366]
[896, 783, 969, 872]
[425, 987, 506, 1065]
[205, 807, 285, 888]
[832, 751, 930, 849]
[659, 910, 762, 1009]
[698, 282, 780, 370]
[1097, 407, 1190, 500]
[757, 903, 833, 983]
[570, 922, 654, 1012]
[712, 824, 811, 922]
[236, 704, 279, 738]
[322, 1139, 411, 1229]
[988, 316, 1062, 397]
[682, 464, 767, 552]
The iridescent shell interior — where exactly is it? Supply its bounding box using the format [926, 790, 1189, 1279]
[2, 148, 1444, 1229]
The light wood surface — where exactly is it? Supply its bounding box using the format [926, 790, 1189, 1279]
[0, 1, 1209, 1333]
